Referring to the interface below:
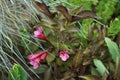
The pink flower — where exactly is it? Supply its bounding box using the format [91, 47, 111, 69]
[28, 51, 48, 69]
[34, 27, 46, 40]
[59, 50, 70, 61]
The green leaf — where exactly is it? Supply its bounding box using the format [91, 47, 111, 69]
[108, 18, 120, 38]
[79, 75, 100, 80]
[93, 59, 109, 76]
[46, 53, 55, 63]
[114, 57, 120, 79]
[105, 37, 120, 62]
[8, 64, 27, 80]
[96, 0, 116, 22]
[91, 66, 100, 76]
[67, 0, 93, 10]
[32, 65, 48, 74]
[72, 49, 83, 68]
[30, 15, 37, 24]
[44, 67, 51, 80]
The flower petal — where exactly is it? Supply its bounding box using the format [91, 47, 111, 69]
[59, 50, 70, 61]
[29, 58, 41, 69]
[28, 53, 41, 60]
[33, 63, 39, 69]
[28, 51, 49, 69]
[34, 27, 46, 40]
[40, 52, 48, 60]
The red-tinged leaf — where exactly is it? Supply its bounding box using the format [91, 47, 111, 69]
[35, 2, 55, 19]
[72, 49, 83, 68]
[71, 11, 100, 22]
[70, 5, 84, 15]
[90, 41, 104, 55]
[40, 18, 57, 28]
[88, 26, 94, 41]
[83, 59, 91, 66]
[56, 5, 72, 21]
[57, 20, 66, 31]
[97, 26, 103, 41]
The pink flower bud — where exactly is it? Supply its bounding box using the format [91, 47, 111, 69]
[59, 50, 70, 61]
[40, 52, 48, 60]
[34, 27, 46, 40]
[28, 51, 48, 69]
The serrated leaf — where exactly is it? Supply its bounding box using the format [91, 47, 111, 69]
[96, 0, 116, 22]
[105, 37, 120, 62]
[93, 59, 109, 76]
[8, 64, 27, 80]
[108, 18, 120, 38]
[56, 5, 72, 21]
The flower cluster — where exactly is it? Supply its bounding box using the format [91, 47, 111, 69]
[28, 27, 70, 69]
[34, 27, 46, 40]
[28, 51, 48, 69]
[59, 50, 70, 61]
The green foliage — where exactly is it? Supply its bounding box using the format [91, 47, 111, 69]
[72, 49, 83, 68]
[1, 0, 120, 79]
[44, 67, 52, 80]
[74, 19, 93, 47]
[105, 37, 120, 62]
[8, 64, 27, 80]
[20, 1, 120, 79]
[0, 0, 40, 79]
[67, 0, 94, 10]
[108, 18, 120, 38]
[79, 75, 99, 80]
[96, 0, 116, 23]
[46, 53, 55, 63]
[32, 65, 48, 74]
[114, 57, 120, 79]
[93, 59, 109, 76]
